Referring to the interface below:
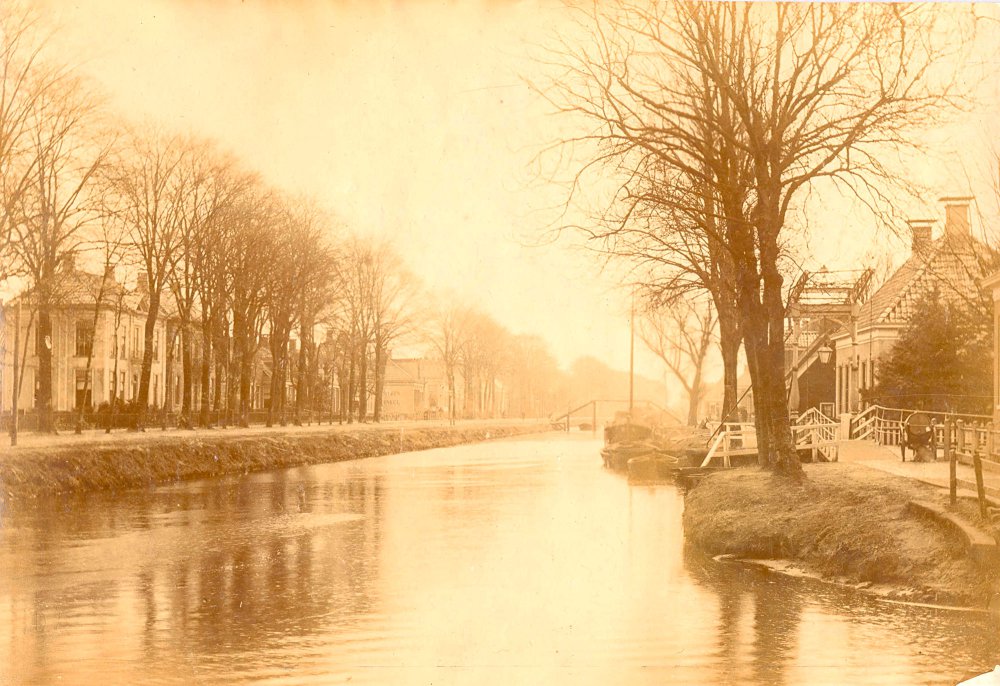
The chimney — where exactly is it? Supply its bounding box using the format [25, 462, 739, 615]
[941, 196, 974, 238]
[907, 219, 933, 255]
[136, 271, 148, 294]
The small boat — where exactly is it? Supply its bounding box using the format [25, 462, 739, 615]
[602, 438, 659, 471]
[626, 442, 706, 483]
[601, 412, 658, 471]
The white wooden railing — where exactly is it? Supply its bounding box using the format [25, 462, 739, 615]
[700, 417, 840, 468]
[849, 405, 991, 447]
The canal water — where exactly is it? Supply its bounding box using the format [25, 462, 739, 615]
[1, 434, 998, 685]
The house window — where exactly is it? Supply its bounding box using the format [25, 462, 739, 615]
[120, 331, 127, 359]
[132, 327, 141, 357]
[118, 371, 126, 400]
[75, 369, 92, 409]
[153, 329, 160, 362]
[75, 321, 94, 357]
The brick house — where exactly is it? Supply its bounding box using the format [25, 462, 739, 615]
[830, 197, 991, 417]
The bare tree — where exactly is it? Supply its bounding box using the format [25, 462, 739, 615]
[168, 141, 241, 428]
[429, 303, 470, 425]
[543, 2, 962, 474]
[105, 130, 189, 429]
[9, 73, 110, 432]
[369, 243, 419, 423]
[75, 216, 127, 433]
[291, 204, 338, 426]
[190, 164, 252, 428]
[639, 297, 716, 426]
[0, 2, 64, 285]
[225, 185, 278, 426]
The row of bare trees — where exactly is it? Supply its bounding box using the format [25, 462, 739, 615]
[543, 2, 967, 475]
[428, 302, 564, 422]
[0, 4, 423, 432]
[0, 1, 570, 434]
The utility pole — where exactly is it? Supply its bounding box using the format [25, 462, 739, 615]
[629, 294, 635, 414]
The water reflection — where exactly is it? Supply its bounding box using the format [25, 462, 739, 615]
[1, 435, 999, 685]
[683, 545, 1000, 685]
[1, 465, 385, 684]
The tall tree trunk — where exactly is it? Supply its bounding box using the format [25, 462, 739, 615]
[136, 291, 161, 430]
[447, 369, 456, 425]
[164, 324, 175, 415]
[357, 342, 368, 423]
[267, 336, 283, 428]
[108, 305, 122, 433]
[37, 304, 54, 433]
[295, 317, 313, 425]
[346, 342, 357, 424]
[719, 312, 741, 422]
[338, 360, 349, 424]
[199, 319, 212, 427]
[761, 254, 798, 475]
[181, 324, 193, 428]
[225, 340, 239, 429]
[687, 368, 702, 427]
[76, 281, 108, 434]
[373, 342, 387, 423]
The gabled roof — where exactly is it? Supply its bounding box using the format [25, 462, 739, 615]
[384, 357, 450, 385]
[8, 266, 194, 323]
[11, 267, 129, 309]
[854, 232, 989, 331]
[385, 358, 419, 384]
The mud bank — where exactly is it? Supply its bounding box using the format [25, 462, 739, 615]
[683, 463, 999, 608]
[0, 423, 550, 501]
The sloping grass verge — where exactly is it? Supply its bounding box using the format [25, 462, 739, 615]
[682, 462, 998, 607]
[0, 423, 549, 501]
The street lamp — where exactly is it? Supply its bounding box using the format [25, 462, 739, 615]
[818, 343, 834, 365]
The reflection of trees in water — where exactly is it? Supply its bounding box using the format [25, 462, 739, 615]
[149, 469, 387, 659]
[682, 544, 1000, 684]
[682, 545, 800, 686]
[2, 465, 388, 673]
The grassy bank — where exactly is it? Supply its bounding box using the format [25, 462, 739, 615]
[683, 463, 999, 607]
[0, 422, 549, 501]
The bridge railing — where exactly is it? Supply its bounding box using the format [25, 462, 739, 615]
[701, 417, 840, 468]
[849, 405, 992, 448]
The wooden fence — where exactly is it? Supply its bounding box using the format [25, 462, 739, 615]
[700, 413, 840, 468]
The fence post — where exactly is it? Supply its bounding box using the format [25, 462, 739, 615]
[973, 424, 989, 520]
[946, 421, 956, 505]
[971, 424, 980, 463]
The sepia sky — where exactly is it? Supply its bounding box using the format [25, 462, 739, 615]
[34, 0, 1000, 396]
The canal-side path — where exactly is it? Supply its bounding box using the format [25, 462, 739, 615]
[0, 419, 551, 502]
[839, 438, 1000, 499]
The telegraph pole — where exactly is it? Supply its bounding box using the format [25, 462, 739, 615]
[629, 294, 635, 414]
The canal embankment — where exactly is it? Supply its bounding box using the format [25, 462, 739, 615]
[0, 421, 551, 501]
[682, 462, 1000, 608]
